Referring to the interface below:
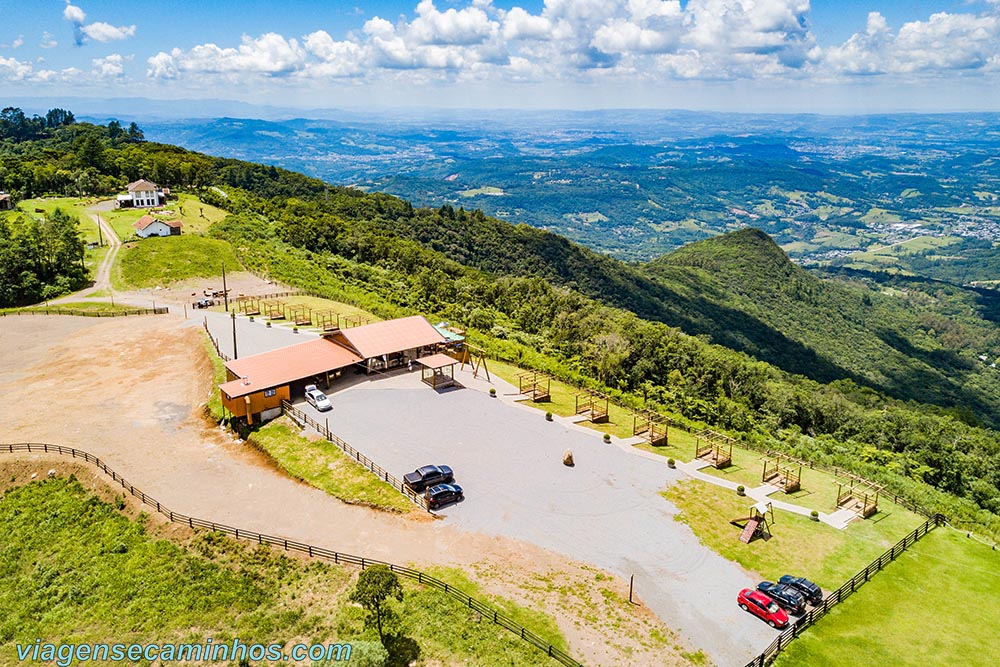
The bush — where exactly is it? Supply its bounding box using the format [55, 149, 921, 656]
[667, 457, 675, 468]
[545, 411, 553, 421]
[603, 433, 611, 443]
[312, 641, 387, 667]
[489, 387, 496, 397]
[737, 485, 745, 496]
[810, 510, 820, 521]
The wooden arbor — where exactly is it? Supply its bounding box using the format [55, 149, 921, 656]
[762, 454, 802, 493]
[633, 412, 668, 446]
[575, 392, 609, 423]
[837, 479, 881, 519]
[285, 304, 313, 327]
[694, 429, 733, 469]
[732, 502, 774, 544]
[262, 299, 286, 320]
[517, 371, 551, 402]
[235, 296, 261, 316]
[418, 353, 458, 390]
[314, 309, 340, 333]
[341, 313, 367, 328]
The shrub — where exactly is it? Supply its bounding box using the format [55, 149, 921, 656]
[810, 510, 820, 521]
[489, 388, 496, 397]
[737, 485, 745, 496]
[603, 433, 611, 443]
[545, 411, 553, 421]
[667, 458, 676, 468]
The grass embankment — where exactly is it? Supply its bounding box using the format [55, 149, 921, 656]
[248, 420, 414, 513]
[664, 480, 925, 591]
[201, 334, 229, 421]
[773, 528, 1000, 667]
[115, 236, 242, 289]
[0, 477, 567, 667]
[0, 301, 154, 315]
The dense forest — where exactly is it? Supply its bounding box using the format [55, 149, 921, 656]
[1, 108, 999, 534]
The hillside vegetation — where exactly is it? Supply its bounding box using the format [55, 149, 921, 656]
[3, 107, 1000, 536]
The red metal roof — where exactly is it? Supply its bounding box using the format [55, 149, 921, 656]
[339, 315, 446, 359]
[416, 353, 458, 370]
[220, 338, 362, 399]
[133, 215, 156, 230]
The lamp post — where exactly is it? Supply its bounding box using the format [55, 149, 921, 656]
[231, 311, 238, 359]
[222, 262, 229, 312]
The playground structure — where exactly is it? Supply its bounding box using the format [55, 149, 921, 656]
[574, 392, 609, 424]
[761, 454, 802, 493]
[341, 314, 368, 328]
[235, 296, 261, 316]
[836, 478, 881, 519]
[732, 502, 774, 544]
[262, 299, 286, 321]
[314, 309, 339, 333]
[632, 412, 668, 446]
[285, 303, 313, 327]
[517, 371, 551, 402]
[694, 429, 733, 469]
[456, 344, 491, 382]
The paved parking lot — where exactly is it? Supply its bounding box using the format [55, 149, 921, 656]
[295, 369, 779, 666]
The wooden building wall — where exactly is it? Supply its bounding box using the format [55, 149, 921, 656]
[221, 385, 290, 420]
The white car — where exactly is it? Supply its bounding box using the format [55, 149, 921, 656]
[304, 384, 332, 412]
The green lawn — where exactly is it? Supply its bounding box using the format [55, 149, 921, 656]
[773, 528, 1000, 667]
[115, 235, 242, 289]
[99, 193, 228, 240]
[202, 334, 229, 421]
[664, 479, 925, 591]
[0, 477, 569, 667]
[18, 196, 103, 245]
[248, 420, 414, 513]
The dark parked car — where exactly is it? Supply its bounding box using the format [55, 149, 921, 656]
[757, 581, 806, 615]
[778, 575, 824, 605]
[193, 298, 214, 309]
[403, 465, 454, 492]
[738, 588, 789, 628]
[425, 483, 463, 510]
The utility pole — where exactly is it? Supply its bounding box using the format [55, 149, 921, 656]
[231, 311, 238, 359]
[222, 261, 229, 312]
[96, 214, 103, 246]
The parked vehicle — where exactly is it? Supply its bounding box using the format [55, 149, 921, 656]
[425, 483, 463, 509]
[756, 581, 806, 615]
[193, 298, 214, 309]
[778, 575, 824, 605]
[403, 464, 454, 492]
[738, 588, 789, 628]
[303, 384, 332, 412]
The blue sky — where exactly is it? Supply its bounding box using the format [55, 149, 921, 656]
[1, 1, 999, 113]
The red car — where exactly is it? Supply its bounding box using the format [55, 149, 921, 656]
[738, 588, 790, 628]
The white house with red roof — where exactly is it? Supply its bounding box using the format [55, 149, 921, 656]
[133, 214, 182, 238]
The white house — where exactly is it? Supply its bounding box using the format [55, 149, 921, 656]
[118, 179, 165, 209]
[133, 214, 182, 238]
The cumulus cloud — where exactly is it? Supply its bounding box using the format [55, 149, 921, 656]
[1, 35, 25, 49]
[139, 0, 1000, 86]
[40, 32, 58, 49]
[824, 10, 1000, 76]
[92, 53, 127, 78]
[64, 1, 136, 45]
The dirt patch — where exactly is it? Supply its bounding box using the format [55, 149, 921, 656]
[0, 312, 696, 667]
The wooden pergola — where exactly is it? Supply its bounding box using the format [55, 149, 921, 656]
[417, 353, 458, 390]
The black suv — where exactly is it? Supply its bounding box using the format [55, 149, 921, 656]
[756, 581, 806, 615]
[778, 575, 824, 605]
[403, 465, 454, 492]
[426, 483, 463, 510]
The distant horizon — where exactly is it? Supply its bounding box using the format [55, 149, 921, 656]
[2, 2, 1000, 114]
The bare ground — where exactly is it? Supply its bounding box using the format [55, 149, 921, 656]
[0, 312, 700, 667]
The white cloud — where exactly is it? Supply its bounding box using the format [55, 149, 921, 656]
[82, 22, 137, 42]
[63, 1, 86, 24]
[147, 33, 307, 78]
[501, 7, 551, 40]
[92, 53, 126, 78]
[0, 56, 34, 81]
[1, 35, 25, 49]
[40, 32, 58, 49]
[409, 0, 496, 45]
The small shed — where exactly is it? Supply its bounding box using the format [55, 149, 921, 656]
[0, 192, 12, 211]
[417, 353, 458, 390]
[133, 215, 182, 238]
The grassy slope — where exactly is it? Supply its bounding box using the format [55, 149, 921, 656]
[0, 477, 567, 667]
[116, 235, 242, 289]
[248, 420, 414, 513]
[664, 480, 924, 591]
[773, 528, 1000, 667]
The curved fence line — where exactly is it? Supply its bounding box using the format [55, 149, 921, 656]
[1, 306, 169, 318]
[744, 512, 945, 667]
[1, 442, 581, 667]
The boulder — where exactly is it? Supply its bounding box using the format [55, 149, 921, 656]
[562, 449, 574, 467]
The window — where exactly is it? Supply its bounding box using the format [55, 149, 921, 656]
[264, 388, 276, 397]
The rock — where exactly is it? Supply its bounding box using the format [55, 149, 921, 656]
[48, 469, 57, 478]
[562, 449, 574, 467]
[30, 473, 37, 480]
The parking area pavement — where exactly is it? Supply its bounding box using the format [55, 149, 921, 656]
[194, 310, 315, 358]
[294, 368, 780, 667]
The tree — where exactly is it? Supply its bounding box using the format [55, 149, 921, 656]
[127, 122, 145, 143]
[45, 108, 75, 129]
[349, 565, 403, 645]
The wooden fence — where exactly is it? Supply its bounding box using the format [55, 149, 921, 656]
[743, 512, 945, 667]
[0, 441, 583, 667]
[281, 401, 429, 510]
[0, 306, 169, 317]
[202, 319, 231, 362]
